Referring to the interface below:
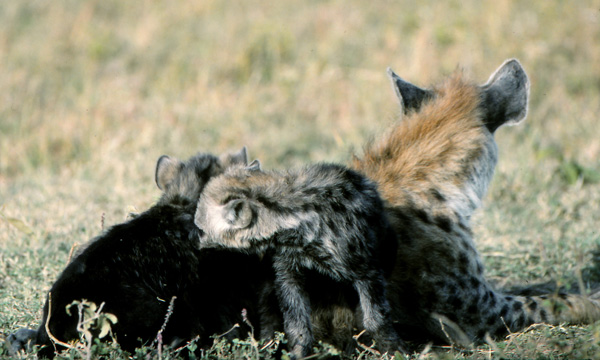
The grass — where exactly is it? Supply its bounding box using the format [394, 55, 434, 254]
[1, 0, 600, 358]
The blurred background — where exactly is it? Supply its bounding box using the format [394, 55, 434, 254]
[1, 0, 599, 352]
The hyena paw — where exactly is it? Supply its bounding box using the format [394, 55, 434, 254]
[5, 328, 37, 355]
[288, 343, 307, 360]
[374, 333, 408, 355]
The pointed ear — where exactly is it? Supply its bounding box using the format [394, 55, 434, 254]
[155, 155, 182, 190]
[220, 147, 248, 166]
[387, 67, 433, 114]
[223, 199, 254, 229]
[246, 159, 261, 172]
[480, 59, 530, 133]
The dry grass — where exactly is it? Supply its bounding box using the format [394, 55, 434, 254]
[1, 0, 600, 358]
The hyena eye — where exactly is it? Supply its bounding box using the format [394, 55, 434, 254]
[221, 190, 250, 205]
[221, 195, 241, 205]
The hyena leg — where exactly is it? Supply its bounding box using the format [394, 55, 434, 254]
[273, 262, 314, 358]
[258, 280, 284, 341]
[353, 276, 405, 353]
[6, 328, 37, 355]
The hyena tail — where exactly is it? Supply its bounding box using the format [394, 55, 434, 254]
[521, 291, 600, 326]
[491, 292, 600, 340]
[352, 59, 529, 221]
[435, 291, 600, 347]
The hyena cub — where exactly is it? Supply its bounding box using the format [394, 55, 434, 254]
[155, 146, 249, 205]
[7, 148, 256, 358]
[195, 161, 401, 357]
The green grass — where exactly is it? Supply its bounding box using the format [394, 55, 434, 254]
[1, 0, 600, 358]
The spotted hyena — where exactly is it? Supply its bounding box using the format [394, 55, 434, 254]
[7, 148, 271, 358]
[351, 59, 600, 345]
[194, 161, 401, 357]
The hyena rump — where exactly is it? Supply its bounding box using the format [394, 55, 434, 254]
[7, 149, 268, 358]
[195, 161, 401, 357]
[352, 59, 600, 345]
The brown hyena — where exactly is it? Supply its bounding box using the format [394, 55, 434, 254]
[352, 59, 600, 345]
[194, 161, 401, 357]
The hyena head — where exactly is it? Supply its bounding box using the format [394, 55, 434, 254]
[367, 59, 530, 219]
[155, 147, 248, 206]
[389, 59, 529, 133]
[195, 160, 270, 249]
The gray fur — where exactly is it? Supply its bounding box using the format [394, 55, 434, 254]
[155, 147, 248, 205]
[387, 67, 433, 114]
[462, 132, 499, 220]
[469, 59, 529, 212]
[195, 163, 402, 357]
[5, 329, 36, 356]
[480, 59, 530, 131]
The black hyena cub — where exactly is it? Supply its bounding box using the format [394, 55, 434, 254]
[7, 148, 259, 358]
[195, 160, 401, 357]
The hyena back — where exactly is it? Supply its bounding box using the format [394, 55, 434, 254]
[195, 161, 401, 357]
[352, 59, 600, 345]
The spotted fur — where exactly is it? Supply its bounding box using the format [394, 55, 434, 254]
[352, 59, 600, 345]
[195, 162, 401, 357]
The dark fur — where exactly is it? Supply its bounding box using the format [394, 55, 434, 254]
[9, 150, 263, 358]
[195, 162, 401, 357]
[34, 203, 262, 357]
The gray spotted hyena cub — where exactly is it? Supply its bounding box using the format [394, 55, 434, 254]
[195, 160, 401, 357]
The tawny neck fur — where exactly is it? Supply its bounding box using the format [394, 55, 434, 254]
[352, 73, 489, 221]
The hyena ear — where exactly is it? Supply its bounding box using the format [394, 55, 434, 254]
[223, 199, 254, 229]
[387, 67, 433, 114]
[480, 59, 530, 133]
[246, 159, 262, 172]
[155, 155, 182, 190]
[220, 146, 249, 166]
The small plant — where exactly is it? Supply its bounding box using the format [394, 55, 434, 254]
[42, 297, 119, 360]
[65, 299, 118, 359]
